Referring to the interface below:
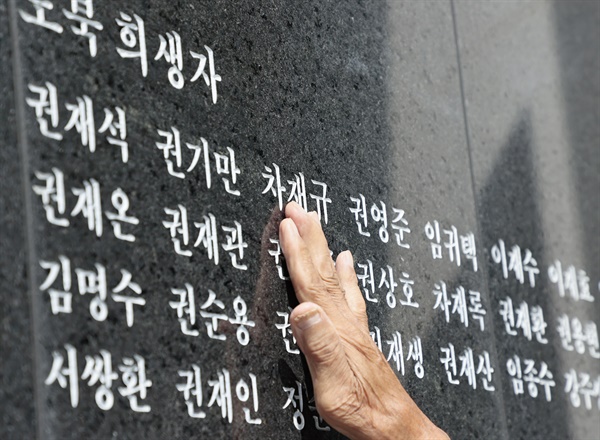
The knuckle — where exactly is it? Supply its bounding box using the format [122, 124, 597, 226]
[320, 272, 342, 293]
[348, 335, 384, 364]
[307, 334, 341, 366]
[365, 343, 387, 364]
[316, 384, 362, 421]
[303, 274, 345, 305]
[302, 284, 326, 302]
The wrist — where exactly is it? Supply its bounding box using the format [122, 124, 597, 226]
[382, 399, 449, 440]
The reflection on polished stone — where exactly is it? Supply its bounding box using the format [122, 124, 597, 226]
[0, 1, 598, 439]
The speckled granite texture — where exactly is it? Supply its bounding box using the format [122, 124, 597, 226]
[1, 1, 598, 439]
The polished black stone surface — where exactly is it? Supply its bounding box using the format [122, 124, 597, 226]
[456, 2, 600, 438]
[1, 1, 598, 439]
[0, 1, 37, 438]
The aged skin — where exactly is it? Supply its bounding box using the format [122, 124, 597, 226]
[279, 201, 449, 440]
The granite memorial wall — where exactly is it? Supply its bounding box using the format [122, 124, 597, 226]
[1, 1, 598, 439]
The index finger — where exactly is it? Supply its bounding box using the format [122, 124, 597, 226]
[279, 218, 348, 323]
[285, 202, 337, 280]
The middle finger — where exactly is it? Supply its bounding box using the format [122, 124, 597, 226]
[285, 202, 337, 280]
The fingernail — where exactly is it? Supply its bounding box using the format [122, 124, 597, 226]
[295, 307, 322, 330]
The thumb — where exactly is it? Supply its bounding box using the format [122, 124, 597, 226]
[290, 302, 351, 392]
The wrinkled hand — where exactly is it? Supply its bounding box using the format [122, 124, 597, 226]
[279, 202, 449, 440]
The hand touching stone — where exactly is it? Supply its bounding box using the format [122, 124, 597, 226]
[279, 202, 449, 440]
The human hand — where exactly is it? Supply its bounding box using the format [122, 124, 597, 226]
[279, 202, 449, 440]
